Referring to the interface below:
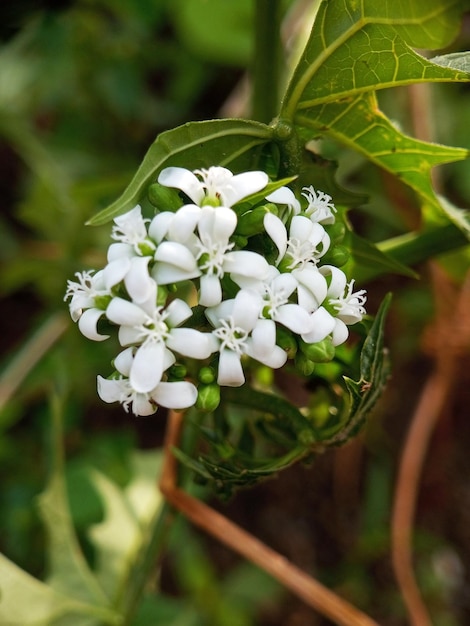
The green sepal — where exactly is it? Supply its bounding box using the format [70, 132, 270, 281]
[299, 337, 335, 363]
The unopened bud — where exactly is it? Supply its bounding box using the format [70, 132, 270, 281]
[237, 205, 275, 236]
[321, 245, 350, 267]
[299, 337, 335, 363]
[295, 352, 315, 377]
[196, 384, 220, 412]
[199, 366, 216, 384]
[148, 183, 182, 212]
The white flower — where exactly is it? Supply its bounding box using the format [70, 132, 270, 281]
[158, 166, 269, 207]
[301, 186, 337, 224]
[97, 347, 198, 416]
[64, 269, 110, 341]
[264, 213, 330, 268]
[152, 204, 269, 306]
[234, 267, 312, 335]
[266, 186, 301, 216]
[106, 296, 215, 393]
[301, 266, 367, 347]
[206, 290, 287, 387]
[104, 206, 156, 303]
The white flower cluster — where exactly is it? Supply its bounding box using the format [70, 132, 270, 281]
[65, 166, 366, 416]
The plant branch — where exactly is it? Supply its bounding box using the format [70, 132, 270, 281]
[160, 410, 379, 626]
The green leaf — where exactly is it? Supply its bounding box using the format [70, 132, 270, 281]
[87, 452, 163, 602]
[320, 293, 392, 446]
[87, 119, 273, 225]
[0, 554, 112, 626]
[280, 0, 470, 215]
[350, 231, 419, 281]
[431, 51, 470, 73]
[295, 91, 469, 214]
[282, 0, 469, 118]
[37, 399, 110, 608]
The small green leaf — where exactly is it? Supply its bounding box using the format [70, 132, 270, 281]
[87, 119, 273, 225]
[320, 293, 392, 446]
[350, 231, 419, 281]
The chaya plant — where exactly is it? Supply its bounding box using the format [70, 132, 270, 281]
[2, 1, 470, 625]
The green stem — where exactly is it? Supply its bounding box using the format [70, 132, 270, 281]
[119, 502, 175, 626]
[359, 223, 468, 282]
[252, 0, 282, 123]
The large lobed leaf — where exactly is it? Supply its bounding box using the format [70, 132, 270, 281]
[281, 0, 470, 215]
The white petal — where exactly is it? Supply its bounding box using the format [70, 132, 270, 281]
[152, 263, 201, 285]
[155, 241, 198, 272]
[332, 319, 349, 346]
[258, 345, 288, 369]
[148, 211, 174, 243]
[69, 294, 94, 321]
[199, 274, 222, 307]
[104, 257, 131, 290]
[132, 394, 157, 416]
[118, 325, 142, 346]
[293, 267, 328, 310]
[198, 205, 236, 241]
[167, 328, 213, 359]
[266, 186, 300, 214]
[124, 257, 154, 303]
[158, 167, 204, 205]
[272, 272, 297, 298]
[275, 304, 313, 334]
[168, 205, 201, 242]
[290, 215, 314, 242]
[107, 242, 134, 262]
[107, 298, 147, 326]
[130, 342, 166, 393]
[232, 289, 262, 331]
[248, 319, 275, 358]
[205, 298, 234, 328]
[165, 298, 192, 327]
[320, 265, 347, 297]
[263, 213, 287, 263]
[78, 308, 109, 341]
[114, 348, 134, 376]
[151, 381, 198, 409]
[301, 307, 335, 344]
[217, 349, 245, 387]
[224, 171, 268, 205]
[97, 376, 124, 404]
[224, 251, 269, 279]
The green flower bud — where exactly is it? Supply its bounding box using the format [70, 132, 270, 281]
[321, 244, 350, 267]
[196, 384, 221, 412]
[199, 366, 216, 384]
[157, 285, 168, 306]
[237, 204, 277, 236]
[168, 364, 187, 380]
[295, 352, 315, 377]
[94, 294, 113, 310]
[148, 183, 182, 211]
[325, 221, 346, 244]
[299, 337, 335, 363]
[276, 327, 297, 359]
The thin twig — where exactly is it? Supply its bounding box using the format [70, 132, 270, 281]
[160, 410, 379, 626]
[0, 312, 69, 412]
[391, 268, 470, 626]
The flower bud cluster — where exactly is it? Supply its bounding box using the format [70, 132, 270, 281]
[65, 166, 366, 416]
